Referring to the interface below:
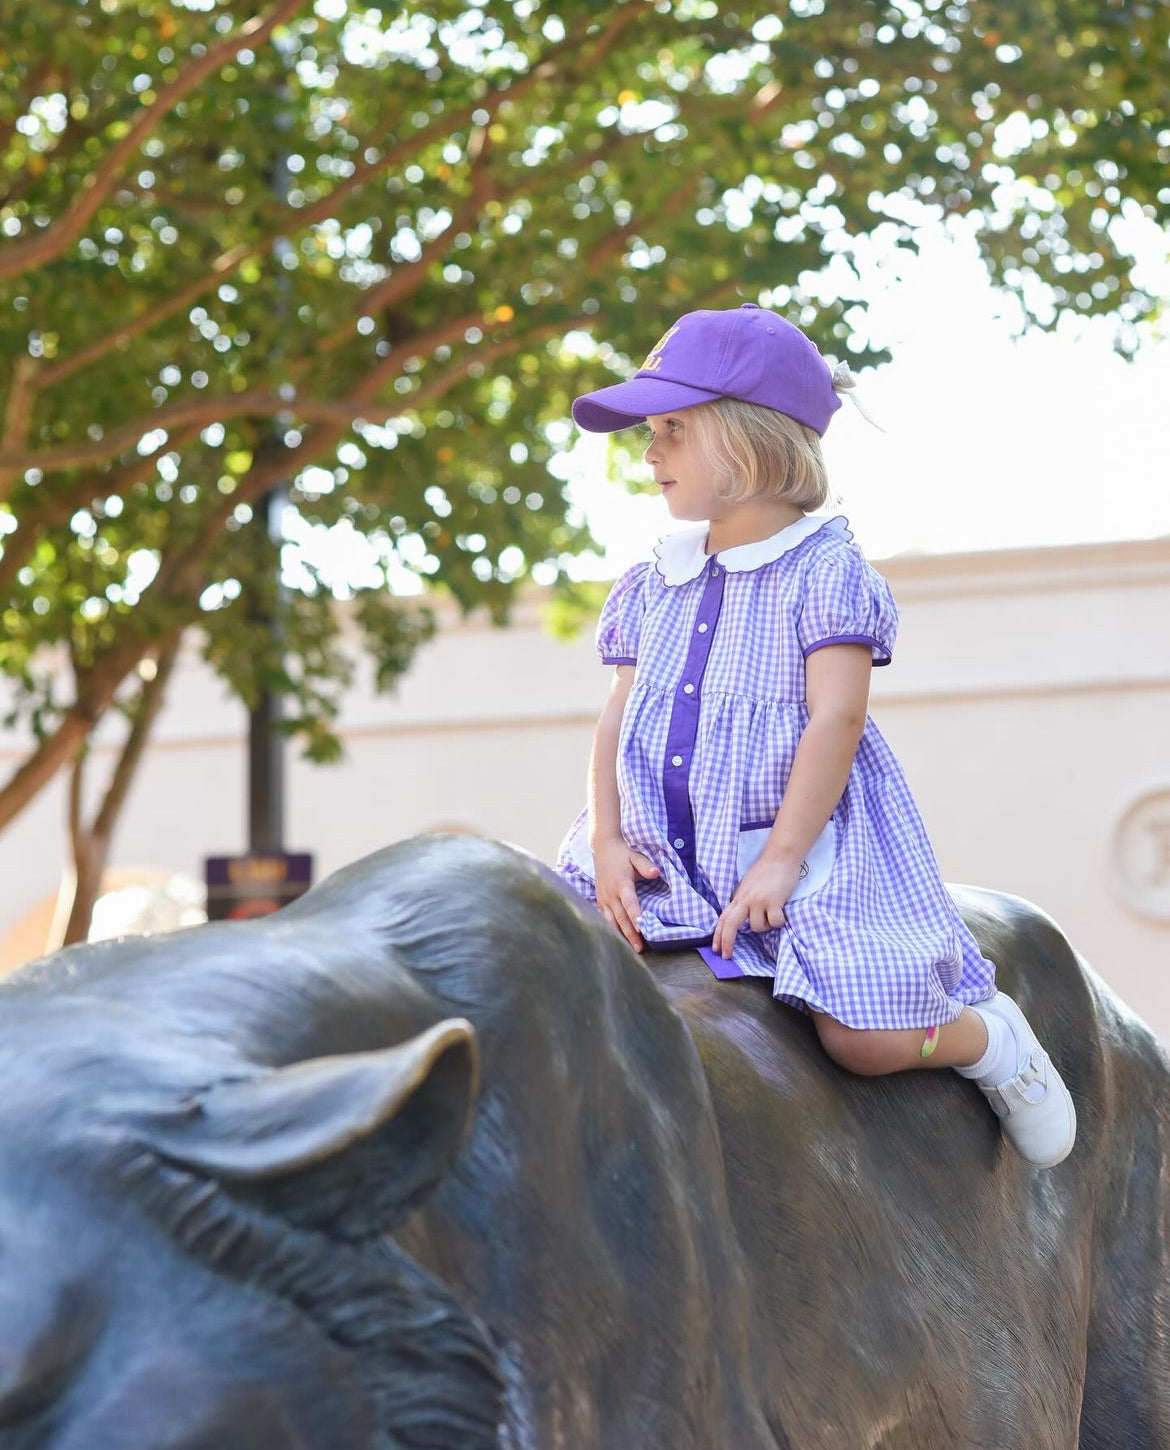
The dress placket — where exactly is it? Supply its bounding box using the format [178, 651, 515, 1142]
[661, 557, 726, 885]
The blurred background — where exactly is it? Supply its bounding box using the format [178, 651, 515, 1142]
[1, 1, 1167, 1032]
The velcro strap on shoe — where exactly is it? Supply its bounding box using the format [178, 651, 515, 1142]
[992, 1050, 1050, 1113]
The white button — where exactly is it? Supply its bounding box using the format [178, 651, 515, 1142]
[683, 683, 694, 695]
[697, 622, 708, 633]
[671, 754, 683, 766]
[673, 838, 685, 849]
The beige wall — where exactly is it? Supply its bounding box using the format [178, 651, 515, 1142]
[867, 541, 1170, 1033]
[2, 536, 1168, 1039]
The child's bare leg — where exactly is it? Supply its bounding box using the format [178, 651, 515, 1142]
[813, 998, 1076, 1168]
[812, 1008, 987, 1076]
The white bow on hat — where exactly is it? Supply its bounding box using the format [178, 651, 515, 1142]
[831, 362, 886, 432]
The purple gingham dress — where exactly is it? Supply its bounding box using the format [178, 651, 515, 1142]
[555, 513, 996, 1030]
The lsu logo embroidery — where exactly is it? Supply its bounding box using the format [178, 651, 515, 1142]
[641, 324, 680, 372]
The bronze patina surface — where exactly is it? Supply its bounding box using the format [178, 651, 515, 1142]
[0, 834, 1163, 1449]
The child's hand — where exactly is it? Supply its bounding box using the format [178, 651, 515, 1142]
[712, 856, 803, 959]
[592, 838, 660, 954]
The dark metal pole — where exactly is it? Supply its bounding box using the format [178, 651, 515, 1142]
[247, 97, 292, 857]
[247, 482, 286, 855]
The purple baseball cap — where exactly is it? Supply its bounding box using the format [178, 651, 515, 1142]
[572, 302, 842, 436]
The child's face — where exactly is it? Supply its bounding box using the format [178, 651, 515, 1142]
[643, 412, 724, 523]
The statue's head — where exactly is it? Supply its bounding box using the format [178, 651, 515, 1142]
[0, 985, 500, 1450]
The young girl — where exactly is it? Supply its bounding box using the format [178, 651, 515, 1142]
[555, 302, 1076, 1169]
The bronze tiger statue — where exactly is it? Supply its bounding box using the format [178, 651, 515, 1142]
[0, 833, 1163, 1449]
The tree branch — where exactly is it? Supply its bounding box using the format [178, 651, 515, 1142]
[586, 3, 654, 66]
[585, 174, 700, 270]
[60, 629, 180, 948]
[147, 305, 493, 594]
[0, 61, 58, 174]
[1, 295, 596, 824]
[146, 307, 497, 603]
[0, 90, 124, 215]
[0, 626, 180, 833]
[39, 245, 255, 389]
[0, 390, 384, 482]
[316, 196, 485, 358]
[0, 700, 100, 833]
[93, 630, 182, 843]
[0, 424, 203, 593]
[308, 307, 489, 399]
[0, 0, 310, 282]
[396, 318, 591, 415]
[63, 741, 96, 947]
[0, 356, 41, 495]
[26, 5, 655, 388]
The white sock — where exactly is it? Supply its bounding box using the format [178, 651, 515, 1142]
[954, 1006, 1018, 1088]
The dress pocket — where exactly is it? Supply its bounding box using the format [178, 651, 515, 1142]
[736, 816, 837, 900]
[566, 817, 596, 879]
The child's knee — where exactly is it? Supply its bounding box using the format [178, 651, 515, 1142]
[814, 1015, 899, 1076]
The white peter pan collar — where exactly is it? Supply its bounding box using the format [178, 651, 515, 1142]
[652, 513, 852, 586]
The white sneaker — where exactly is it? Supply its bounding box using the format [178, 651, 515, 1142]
[975, 993, 1077, 1168]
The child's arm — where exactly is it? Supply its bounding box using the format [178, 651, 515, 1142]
[588, 666, 634, 848]
[589, 665, 659, 953]
[713, 643, 872, 957]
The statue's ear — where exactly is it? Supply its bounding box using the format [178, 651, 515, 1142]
[130, 1019, 477, 1236]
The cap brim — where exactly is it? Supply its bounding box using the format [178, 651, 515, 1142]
[571, 376, 723, 433]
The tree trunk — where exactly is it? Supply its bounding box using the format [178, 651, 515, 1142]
[59, 634, 182, 946]
[60, 756, 109, 948]
[0, 625, 165, 834]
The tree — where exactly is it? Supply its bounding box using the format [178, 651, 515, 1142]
[1, 0, 1165, 936]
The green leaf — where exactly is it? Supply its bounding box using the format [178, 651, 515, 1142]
[0, 0, 1165, 832]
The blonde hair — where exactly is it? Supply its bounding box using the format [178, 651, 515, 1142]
[686, 396, 830, 510]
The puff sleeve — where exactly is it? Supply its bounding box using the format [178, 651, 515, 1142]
[796, 546, 898, 667]
[595, 562, 650, 665]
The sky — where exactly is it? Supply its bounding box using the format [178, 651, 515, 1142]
[559, 221, 1170, 573]
[285, 214, 1169, 594]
